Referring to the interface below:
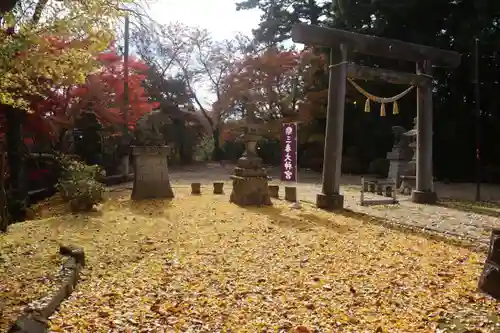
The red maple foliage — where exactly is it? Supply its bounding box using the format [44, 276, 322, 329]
[216, 48, 325, 141]
[66, 50, 159, 131]
[13, 45, 159, 141]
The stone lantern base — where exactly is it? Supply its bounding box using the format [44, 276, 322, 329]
[131, 146, 174, 200]
[386, 149, 410, 187]
[230, 156, 272, 206]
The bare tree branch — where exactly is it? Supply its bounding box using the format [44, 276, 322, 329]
[31, 0, 48, 24]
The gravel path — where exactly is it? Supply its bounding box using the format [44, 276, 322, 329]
[293, 184, 496, 246]
[128, 164, 500, 249]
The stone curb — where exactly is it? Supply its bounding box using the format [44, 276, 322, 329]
[8, 245, 85, 333]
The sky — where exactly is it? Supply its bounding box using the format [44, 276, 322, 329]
[147, 0, 262, 107]
[149, 0, 261, 41]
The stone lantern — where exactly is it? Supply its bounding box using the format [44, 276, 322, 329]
[401, 118, 418, 179]
[386, 125, 413, 187]
[229, 106, 272, 206]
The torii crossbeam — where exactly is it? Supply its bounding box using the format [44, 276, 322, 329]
[291, 24, 461, 210]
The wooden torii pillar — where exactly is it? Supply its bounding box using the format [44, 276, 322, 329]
[291, 24, 461, 209]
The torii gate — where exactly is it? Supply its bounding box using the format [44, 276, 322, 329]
[291, 24, 461, 210]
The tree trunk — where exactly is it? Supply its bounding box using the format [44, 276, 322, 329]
[0, 153, 9, 232]
[173, 119, 192, 164]
[5, 106, 28, 221]
[32, 0, 49, 24]
[55, 129, 68, 152]
[211, 127, 222, 161]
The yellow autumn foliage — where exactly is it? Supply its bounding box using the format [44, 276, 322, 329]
[1, 188, 499, 332]
[0, 0, 135, 111]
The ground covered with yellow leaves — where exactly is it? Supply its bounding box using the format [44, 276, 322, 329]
[1, 187, 500, 332]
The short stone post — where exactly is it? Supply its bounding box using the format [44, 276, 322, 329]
[384, 185, 393, 198]
[213, 182, 224, 194]
[191, 183, 201, 195]
[131, 146, 174, 200]
[285, 186, 297, 202]
[268, 185, 279, 198]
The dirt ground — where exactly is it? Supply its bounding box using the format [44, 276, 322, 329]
[165, 164, 500, 247]
[170, 163, 500, 202]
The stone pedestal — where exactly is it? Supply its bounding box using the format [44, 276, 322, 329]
[387, 149, 410, 187]
[404, 142, 417, 180]
[230, 156, 272, 206]
[399, 130, 417, 195]
[131, 146, 174, 200]
[316, 193, 344, 210]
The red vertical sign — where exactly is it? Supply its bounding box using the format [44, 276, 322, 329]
[281, 122, 297, 182]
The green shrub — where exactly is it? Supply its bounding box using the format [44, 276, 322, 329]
[193, 135, 215, 162]
[56, 156, 106, 212]
[341, 156, 362, 174]
[368, 158, 390, 178]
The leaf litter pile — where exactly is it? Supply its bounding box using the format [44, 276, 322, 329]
[1, 187, 500, 332]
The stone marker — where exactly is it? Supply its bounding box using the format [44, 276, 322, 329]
[285, 186, 297, 202]
[191, 183, 201, 195]
[479, 228, 500, 300]
[131, 146, 174, 200]
[213, 182, 224, 194]
[268, 185, 279, 198]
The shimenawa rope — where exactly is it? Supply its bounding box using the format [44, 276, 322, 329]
[327, 61, 429, 116]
